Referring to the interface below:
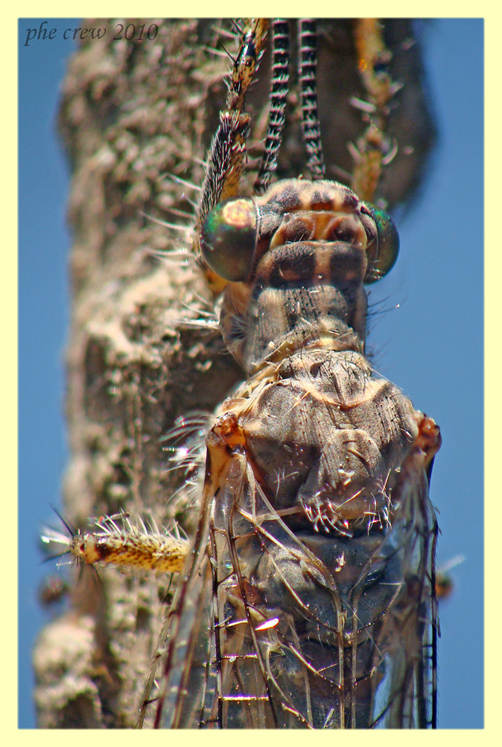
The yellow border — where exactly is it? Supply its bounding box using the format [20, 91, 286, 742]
[9, 3, 495, 744]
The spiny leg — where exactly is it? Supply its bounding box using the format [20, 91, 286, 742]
[350, 19, 399, 204]
[196, 19, 269, 293]
[197, 19, 269, 223]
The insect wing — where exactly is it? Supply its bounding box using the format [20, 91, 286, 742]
[151, 481, 214, 728]
[210, 444, 438, 727]
[154, 374, 439, 729]
[154, 558, 213, 727]
[371, 466, 439, 728]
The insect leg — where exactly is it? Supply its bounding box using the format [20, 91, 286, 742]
[196, 19, 269, 294]
[350, 19, 398, 203]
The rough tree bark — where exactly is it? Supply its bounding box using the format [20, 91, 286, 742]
[33, 18, 435, 728]
[33, 18, 243, 728]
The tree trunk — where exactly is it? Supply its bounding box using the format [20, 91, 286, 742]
[33, 18, 242, 728]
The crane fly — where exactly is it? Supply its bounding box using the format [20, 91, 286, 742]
[37, 19, 441, 729]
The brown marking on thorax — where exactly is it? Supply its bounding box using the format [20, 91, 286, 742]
[216, 179, 378, 372]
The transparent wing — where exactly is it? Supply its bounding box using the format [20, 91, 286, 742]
[153, 361, 440, 729]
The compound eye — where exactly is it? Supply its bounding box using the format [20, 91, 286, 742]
[199, 198, 257, 282]
[362, 204, 400, 284]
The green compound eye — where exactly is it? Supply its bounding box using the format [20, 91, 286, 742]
[362, 204, 400, 284]
[200, 198, 258, 282]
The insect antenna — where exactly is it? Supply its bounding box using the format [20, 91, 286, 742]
[298, 19, 325, 180]
[254, 19, 290, 194]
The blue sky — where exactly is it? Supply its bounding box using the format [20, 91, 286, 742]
[18, 19, 483, 729]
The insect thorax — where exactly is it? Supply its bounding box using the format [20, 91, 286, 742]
[201, 178, 397, 374]
[201, 178, 414, 537]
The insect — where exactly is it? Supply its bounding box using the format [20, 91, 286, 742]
[34, 19, 440, 729]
